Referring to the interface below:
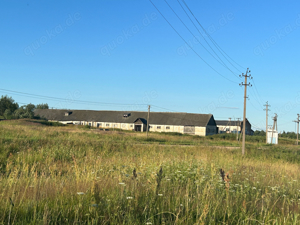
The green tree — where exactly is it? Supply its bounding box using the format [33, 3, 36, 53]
[0, 95, 19, 116]
[253, 130, 266, 136]
[14, 103, 36, 119]
[36, 103, 49, 109]
[3, 109, 13, 119]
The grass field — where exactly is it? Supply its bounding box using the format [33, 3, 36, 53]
[0, 119, 300, 224]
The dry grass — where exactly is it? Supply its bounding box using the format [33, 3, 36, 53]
[0, 120, 300, 224]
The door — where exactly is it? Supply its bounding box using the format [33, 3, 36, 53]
[135, 125, 142, 132]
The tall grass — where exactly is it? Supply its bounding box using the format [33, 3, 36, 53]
[0, 120, 299, 224]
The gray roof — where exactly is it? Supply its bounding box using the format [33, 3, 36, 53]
[216, 119, 250, 126]
[34, 109, 215, 127]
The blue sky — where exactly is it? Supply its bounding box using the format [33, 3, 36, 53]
[1, 0, 300, 132]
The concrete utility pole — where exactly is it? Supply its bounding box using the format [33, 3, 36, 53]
[239, 68, 252, 155]
[293, 114, 300, 145]
[236, 118, 241, 141]
[263, 101, 270, 144]
[146, 105, 150, 138]
[271, 113, 278, 144]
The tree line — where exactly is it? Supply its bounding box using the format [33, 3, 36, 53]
[253, 129, 297, 139]
[0, 95, 48, 119]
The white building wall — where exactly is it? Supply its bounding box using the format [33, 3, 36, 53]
[149, 124, 184, 134]
[217, 125, 241, 134]
[54, 120, 215, 136]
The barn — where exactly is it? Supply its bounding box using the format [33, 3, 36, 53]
[34, 109, 217, 136]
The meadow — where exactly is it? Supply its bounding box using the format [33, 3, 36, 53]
[0, 119, 300, 224]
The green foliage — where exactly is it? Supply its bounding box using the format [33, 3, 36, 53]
[3, 109, 13, 119]
[0, 95, 18, 116]
[0, 96, 50, 120]
[36, 103, 49, 109]
[280, 131, 297, 139]
[13, 103, 35, 119]
[34, 120, 66, 126]
[253, 130, 266, 136]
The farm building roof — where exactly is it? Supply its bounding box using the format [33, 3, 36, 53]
[34, 109, 216, 127]
[215, 119, 250, 126]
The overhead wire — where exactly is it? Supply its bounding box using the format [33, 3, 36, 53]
[0, 88, 148, 107]
[164, 0, 240, 79]
[148, 0, 239, 84]
[180, 0, 245, 72]
[175, 0, 241, 77]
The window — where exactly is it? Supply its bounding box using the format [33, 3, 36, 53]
[106, 124, 110, 127]
[166, 126, 170, 130]
[123, 113, 131, 118]
[150, 126, 153, 128]
[65, 111, 72, 116]
[89, 123, 91, 126]
[157, 126, 161, 129]
[97, 123, 100, 128]
[130, 125, 133, 127]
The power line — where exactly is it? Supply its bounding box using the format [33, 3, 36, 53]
[251, 78, 264, 105]
[0, 88, 148, 107]
[164, 0, 239, 78]
[175, 0, 241, 77]
[180, 0, 245, 71]
[148, 0, 239, 84]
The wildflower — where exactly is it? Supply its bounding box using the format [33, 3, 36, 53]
[180, 204, 183, 207]
[166, 178, 170, 181]
[119, 182, 125, 185]
[158, 194, 163, 196]
[126, 196, 133, 199]
[252, 187, 256, 190]
[77, 192, 85, 195]
[293, 180, 297, 182]
[146, 222, 152, 225]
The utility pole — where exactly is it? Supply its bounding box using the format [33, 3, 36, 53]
[263, 101, 270, 144]
[271, 113, 278, 144]
[239, 68, 252, 155]
[236, 118, 240, 141]
[293, 114, 300, 145]
[146, 105, 150, 138]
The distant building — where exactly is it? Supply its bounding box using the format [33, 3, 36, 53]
[34, 109, 218, 136]
[215, 119, 252, 135]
